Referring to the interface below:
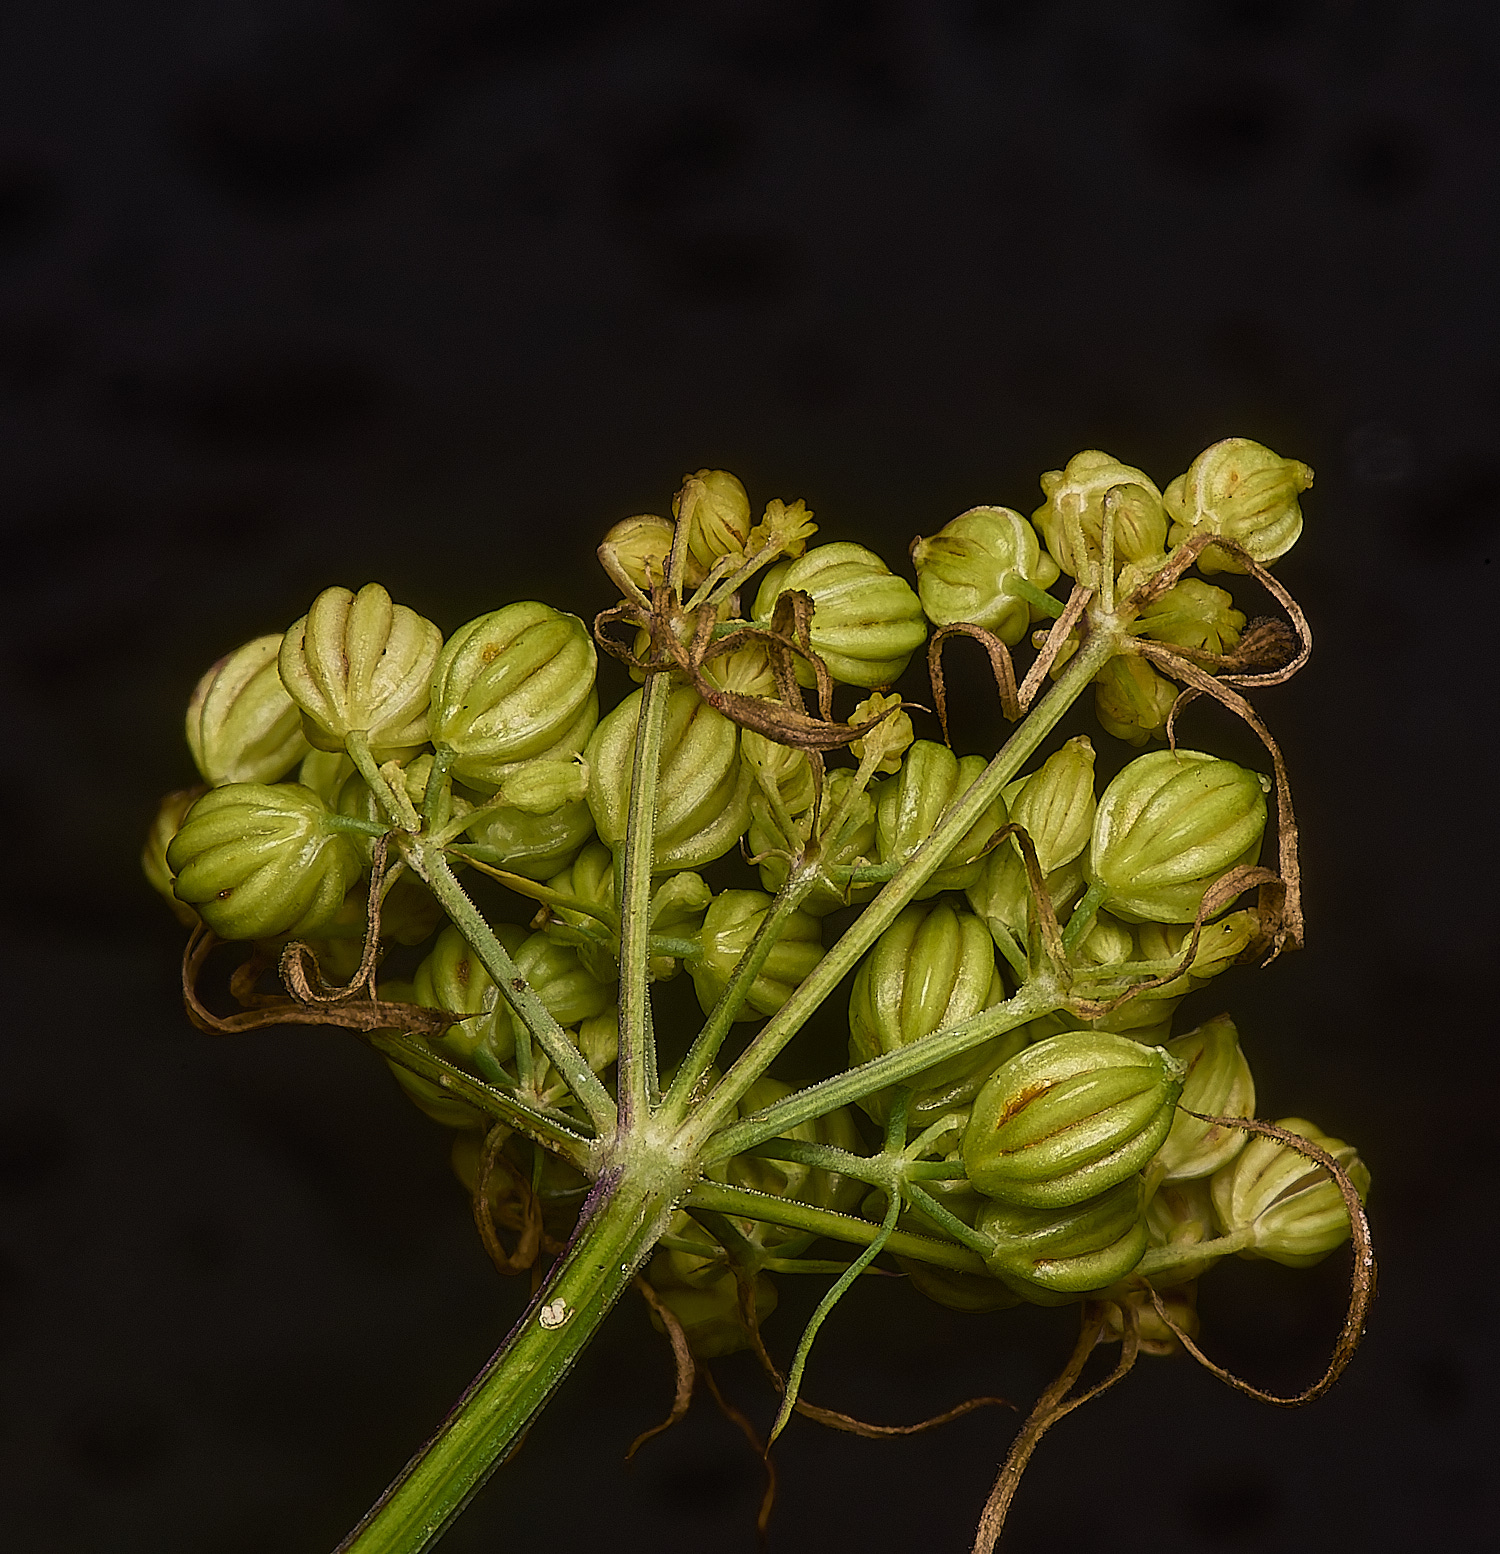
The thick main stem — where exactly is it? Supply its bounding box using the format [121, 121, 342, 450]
[337, 1163, 683, 1554]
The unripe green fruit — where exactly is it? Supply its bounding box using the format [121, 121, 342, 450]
[979, 1176, 1149, 1299]
[1093, 654, 1177, 747]
[413, 922, 526, 1070]
[676, 467, 752, 573]
[1165, 437, 1312, 574]
[1002, 736, 1097, 874]
[1032, 451, 1168, 580]
[167, 783, 364, 940]
[378, 978, 489, 1131]
[296, 748, 355, 804]
[966, 846, 1085, 948]
[1087, 749, 1267, 923]
[586, 684, 752, 871]
[876, 741, 1005, 898]
[1135, 910, 1259, 984]
[1210, 1116, 1368, 1267]
[142, 787, 205, 927]
[689, 890, 825, 1020]
[1151, 1015, 1255, 1182]
[600, 513, 704, 592]
[1128, 575, 1245, 655]
[963, 1031, 1183, 1208]
[849, 902, 1012, 1120]
[502, 931, 616, 1045]
[894, 1257, 1022, 1313]
[187, 634, 309, 786]
[429, 603, 598, 789]
[741, 727, 818, 816]
[464, 790, 596, 882]
[279, 584, 442, 758]
[752, 542, 926, 688]
[910, 505, 1060, 644]
[646, 1247, 778, 1359]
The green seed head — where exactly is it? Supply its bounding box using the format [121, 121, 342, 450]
[849, 901, 1013, 1119]
[752, 541, 927, 688]
[876, 741, 1005, 898]
[676, 468, 752, 573]
[1164, 437, 1312, 574]
[166, 782, 364, 940]
[600, 513, 703, 593]
[186, 634, 309, 787]
[1093, 653, 1178, 747]
[429, 603, 598, 790]
[1128, 575, 1246, 655]
[1151, 1014, 1256, 1182]
[910, 505, 1060, 644]
[1003, 736, 1097, 874]
[689, 889, 825, 1021]
[1210, 1116, 1369, 1267]
[586, 684, 752, 871]
[279, 584, 442, 759]
[412, 922, 523, 1068]
[1033, 450, 1168, 581]
[142, 787, 205, 927]
[979, 1176, 1149, 1299]
[1087, 749, 1268, 923]
[963, 1031, 1183, 1208]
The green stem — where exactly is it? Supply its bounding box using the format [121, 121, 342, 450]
[617, 672, 671, 1123]
[1061, 881, 1109, 955]
[683, 1181, 987, 1274]
[704, 979, 1060, 1163]
[687, 620, 1121, 1143]
[336, 1164, 682, 1554]
[1135, 1228, 1251, 1280]
[1008, 577, 1066, 619]
[369, 1031, 592, 1164]
[414, 845, 618, 1136]
[659, 878, 815, 1124]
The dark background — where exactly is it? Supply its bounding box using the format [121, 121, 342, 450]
[3, 3, 1497, 1550]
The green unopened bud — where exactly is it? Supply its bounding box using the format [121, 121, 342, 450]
[849, 902, 1013, 1121]
[875, 740, 1006, 897]
[1151, 1015, 1255, 1182]
[429, 603, 597, 790]
[964, 1031, 1183, 1208]
[1094, 654, 1177, 747]
[1210, 1116, 1369, 1267]
[1164, 438, 1313, 574]
[586, 684, 752, 871]
[1128, 575, 1245, 655]
[1003, 736, 1097, 874]
[979, 1176, 1149, 1299]
[600, 513, 704, 592]
[676, 469, 752, 572]
[167, 783, 364, 940]
[187, 634, 309, 786]
[1088, 749, 1267, 923]
[689, 890, 824, 1021]
[142, 788, 205, 927]
[279, 584, 442, 759]
[753, 542, 926, 688]
[1033, 451, 1168, 580]
[911, 506, 1060, 644]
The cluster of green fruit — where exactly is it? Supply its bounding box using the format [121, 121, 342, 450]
[143, 435, 1363, 1363]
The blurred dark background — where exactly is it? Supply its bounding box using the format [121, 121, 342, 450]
[2, 2, 1496, 1550]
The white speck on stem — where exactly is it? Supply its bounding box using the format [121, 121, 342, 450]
[538, 1298, 571, 1330]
